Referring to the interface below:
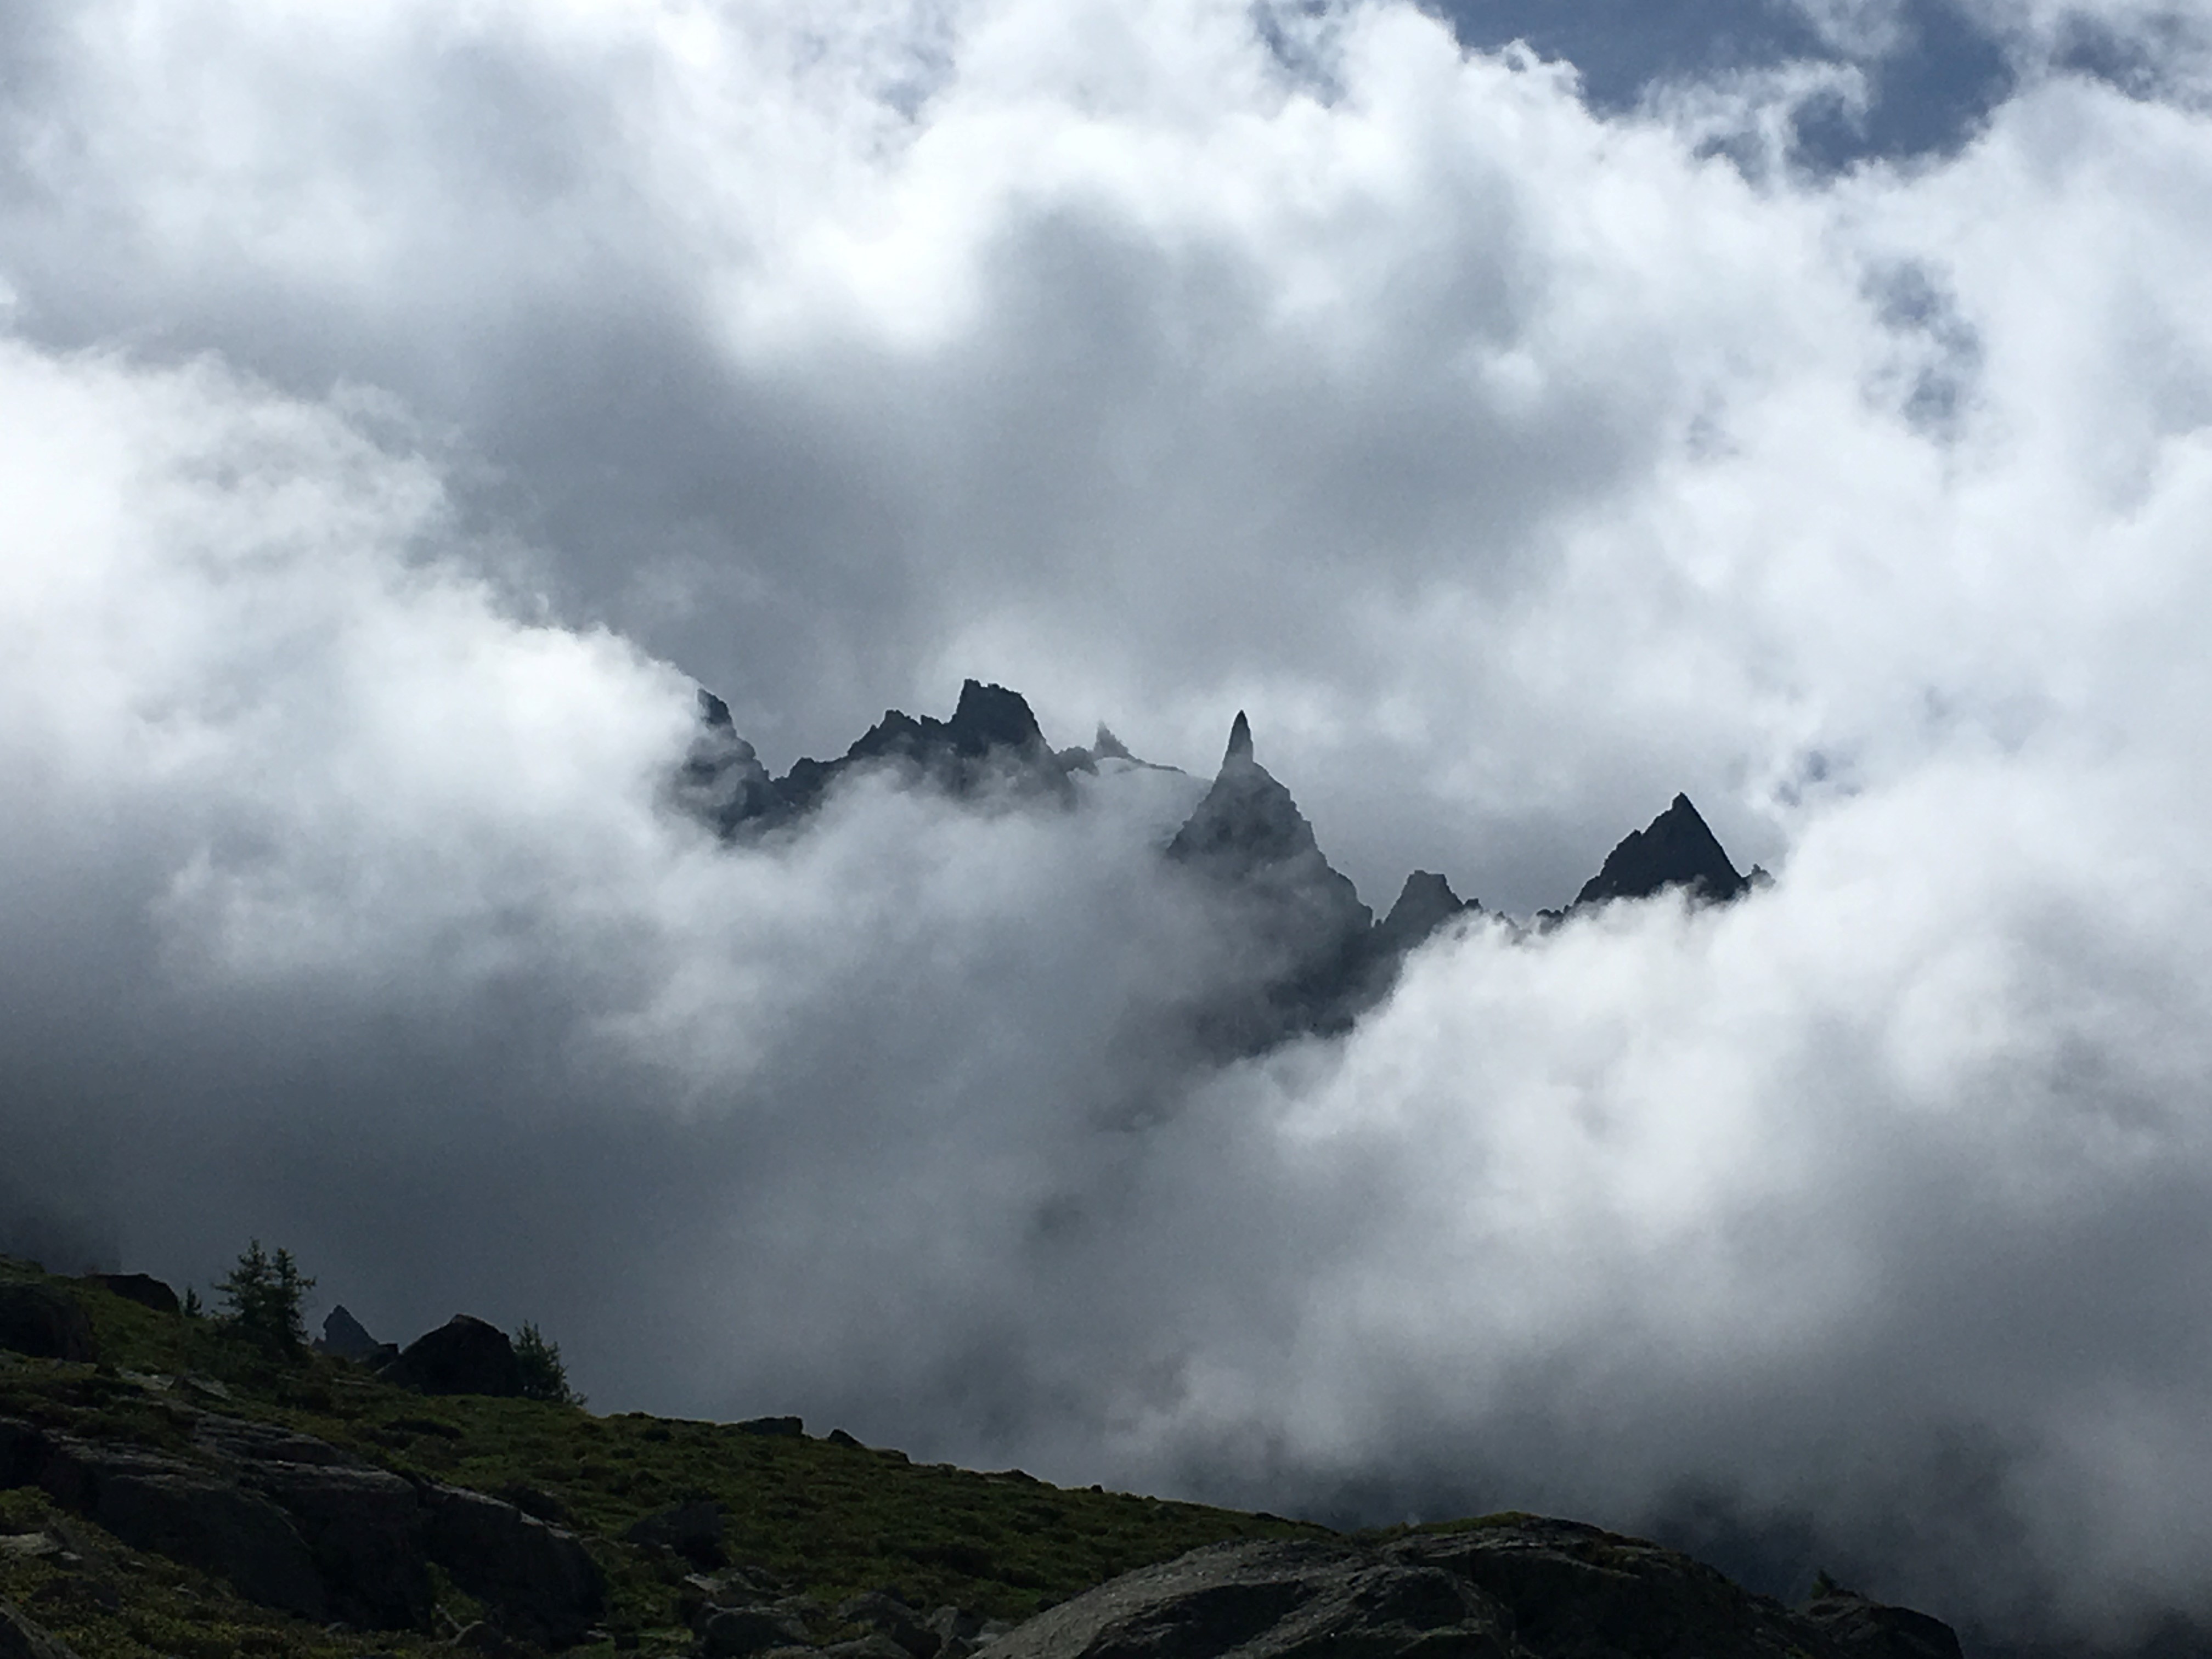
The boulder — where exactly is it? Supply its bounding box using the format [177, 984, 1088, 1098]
[735, 1415, 805, 1438]
[700, 1606, 813, 1657]
[0, 1284, 95, 1363]
[627, 1497, 726, 1569]
[80, 1273, 179, 1316]
[381, 1314, 524, 1397]
[0, 1600, 78, 1659]
[422, 1481, 606, 1649]
[838, 1590, 940, 1658]
[32, 1431, 327, 1619]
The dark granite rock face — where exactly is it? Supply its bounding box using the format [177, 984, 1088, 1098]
[0, 1285, 95, 1364]
[977, 1524, 1961, 1659]
[1376, 872, 1476, 956]
[380, 1314, 524, 1397]
[1575, 794, 1750, 909]
[1165, 714, 1379, 1056]
[684, 680, 1076, 839]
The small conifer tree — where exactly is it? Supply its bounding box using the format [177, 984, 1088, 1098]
[216, 1239, 314, 1353]
[514, 1321, 581, 1404]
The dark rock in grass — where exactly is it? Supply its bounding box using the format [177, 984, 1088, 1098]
[825, 1638, 918, 1659]
[0, 1598, 80, 1659]
[33, 1433, 327, 1620]
[381, 1314, 523, 1397]
[0, 1284, 95, 1363]
[837, 1592, 941, 1658]
[423, 1482, 606, 1649]
[699, 1606, 813, 1657]
[628, 1498, 726, 1570]
[80, 1273, 179, 1316]
[827, 1429, 866, 1449]
[735, 1415, 804, 1438]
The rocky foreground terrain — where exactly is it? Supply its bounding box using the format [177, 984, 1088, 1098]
[0, 1260, 1957, 1659]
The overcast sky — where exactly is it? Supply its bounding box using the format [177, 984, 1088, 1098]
[6, 1, 2212, 1650]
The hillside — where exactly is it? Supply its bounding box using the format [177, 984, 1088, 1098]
[1, 1258, 1956, 1659]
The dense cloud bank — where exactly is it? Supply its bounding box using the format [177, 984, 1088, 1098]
[7, 0, 2212, 1649]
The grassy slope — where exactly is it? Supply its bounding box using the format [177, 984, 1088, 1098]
[0, 1259, 1327, 1657]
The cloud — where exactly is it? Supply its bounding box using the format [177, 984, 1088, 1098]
[5, 0, 2212, 1647]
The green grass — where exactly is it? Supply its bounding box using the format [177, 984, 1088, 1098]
[1, 1256, 1326, 1657]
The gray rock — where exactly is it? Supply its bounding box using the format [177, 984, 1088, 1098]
[838, 1591, 939, 1658]
[975, 1537, 1510, 1659]
[698, 1606, 812, 1657]
[974, 1526, 1965, 1659]
[34, 1431, 328, 1619]
[0, 1599, 78, 1659]
[0, 1284, 95, 1363]
[628, 1498, 726, 1569]
[381, 1314, 524, 1397]
[423, 1481, 606, 1649]
[825, 1637, 920, 1659]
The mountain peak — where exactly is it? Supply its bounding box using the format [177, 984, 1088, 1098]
[1575, 793, 1749, 908]
[1225, 712, 1254, 764]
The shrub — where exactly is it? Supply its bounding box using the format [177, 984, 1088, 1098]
[514, 1321, 582, 1405]
[216, 1240, 314, 1353]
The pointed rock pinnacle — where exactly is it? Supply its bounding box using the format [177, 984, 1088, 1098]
[1226, 711, 1254, 764]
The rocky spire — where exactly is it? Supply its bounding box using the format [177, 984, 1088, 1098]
[1574, 793, 1749, 908]
[1225, 711, 1254, 764]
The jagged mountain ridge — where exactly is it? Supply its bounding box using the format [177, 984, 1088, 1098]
[678, 681, 1753, 1051]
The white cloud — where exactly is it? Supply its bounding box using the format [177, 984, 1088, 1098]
[5, 0, 2212, 1644]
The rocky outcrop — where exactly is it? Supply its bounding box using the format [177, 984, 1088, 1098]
[380, 1313, 524, 1397]
[422, 1481, 606, 1647]
[1375, 871, 1476, 956]
[975, 1524, 1961, 1659]
[0, 1410, 602, 1642]
[683, 680, 1077, 838]
[1165, 714, 1379, 1055]
[975, 1536, 1511, 1659]
[0, 1285, 95, 1364]
[0, 1600, 78, 1659]
[1574, 795, 1748, 909]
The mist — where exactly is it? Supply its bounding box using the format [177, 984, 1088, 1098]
[7, 0, 2212, 1650]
